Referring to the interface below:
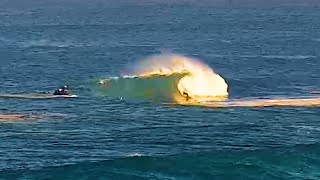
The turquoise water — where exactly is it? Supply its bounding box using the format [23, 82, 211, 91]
[0, 0, 320, 179]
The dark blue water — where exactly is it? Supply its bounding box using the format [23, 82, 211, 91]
[1, 1, 320, 179]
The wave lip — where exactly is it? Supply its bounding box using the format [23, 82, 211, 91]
[129, 54, 229, 100]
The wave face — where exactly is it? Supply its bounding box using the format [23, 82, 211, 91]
[95, 54, 229, 102]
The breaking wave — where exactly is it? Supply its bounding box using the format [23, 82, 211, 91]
[94, 54, 229, 102]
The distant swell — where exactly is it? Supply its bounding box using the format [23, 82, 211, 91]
[239, 55, 316, 59]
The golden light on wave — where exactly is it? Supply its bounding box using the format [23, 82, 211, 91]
[134, 54, 229, 101]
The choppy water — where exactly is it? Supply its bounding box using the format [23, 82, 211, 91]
[0, 0, 320, 179]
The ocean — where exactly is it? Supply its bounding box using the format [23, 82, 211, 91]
[0, 0, 320, 179]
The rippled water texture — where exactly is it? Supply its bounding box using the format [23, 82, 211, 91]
[0, 0, 319, 179]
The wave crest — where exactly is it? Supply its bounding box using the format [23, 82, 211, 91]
[130, 54, 229, 100]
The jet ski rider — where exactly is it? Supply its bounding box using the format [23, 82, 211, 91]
[53, 86, 69, 95]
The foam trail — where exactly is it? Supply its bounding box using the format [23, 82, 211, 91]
[0, 114, 27, 121]
[0, 113, 71, 122]
[171, 97, 320, 108]
[0, 93, 77, 99]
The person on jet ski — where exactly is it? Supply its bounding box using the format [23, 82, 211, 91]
[53, 86, 69, 95]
